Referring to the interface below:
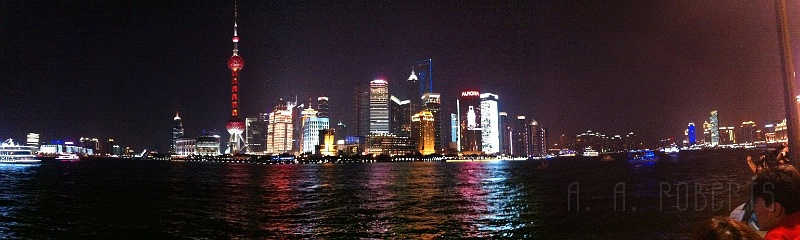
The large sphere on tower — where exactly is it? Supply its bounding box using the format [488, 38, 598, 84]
[226, 118, 245, 135]
[228, 55, 244, 71]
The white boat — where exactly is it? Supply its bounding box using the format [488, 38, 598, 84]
[0, 139, 41, 164]
[56, 153, 80, 161]
[582, 147, 599, 157]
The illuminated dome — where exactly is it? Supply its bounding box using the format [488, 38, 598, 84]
[226, 118, 245, 134]
[232, 36, 240, 43]
[228, 55, 244, 71]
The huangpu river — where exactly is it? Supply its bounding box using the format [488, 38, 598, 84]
[0, 150, 757, 239]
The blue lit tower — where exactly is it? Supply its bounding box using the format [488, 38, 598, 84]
[687, 123, 696, 146]
[417, 59, 433, 95]
[226, 2, 246, 154]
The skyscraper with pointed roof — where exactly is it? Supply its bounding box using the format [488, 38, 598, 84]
[171, 112, 184, 154]
[225, 1, 247, 154]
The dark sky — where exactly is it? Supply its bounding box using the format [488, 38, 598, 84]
[2, 1, 800, 150]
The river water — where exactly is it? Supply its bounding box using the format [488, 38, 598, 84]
[0, 150, 756, 239]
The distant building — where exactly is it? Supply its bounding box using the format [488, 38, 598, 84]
[412, 110, 436, 155]
[625, 132, 639, 150]
[499, 112, 510, 155]
[740, 121, 756, 144]
[529, 120, 547, 157]
[171, 112, 184, 153]
[422, 93, 442, 153]
[354, 82, 371, 136]
[365, 134, 415, 156]
[80, 137, 100, 155]
[266, 100, 294, 154]
[458, 90, 482, 154]
[196, 131, 221, 156]
[317, 97, 330, 118]
[608, 135, 624, 152]
[480, 93, 499, 155]
[336, 121, 347, 141]
[390, 95, 411, 137]
[245, 114, 267, 154]
[369, 80, 390, 134]
[301, 106, 330, 154]
[175, 138, 196, 157]
[514, 116, 528, 156]
[687, 123, 696, 146]
[720, 126, 735, 144]
[318, 129, 336, 156]
[709, 110, 720, 145]
[576, 130, 602, 153]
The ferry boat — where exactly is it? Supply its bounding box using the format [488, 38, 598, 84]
[582, 147, 599, 157]
[56, 153, 80, 161]
[0, 139, 41, 164]
[628, 149, 659, 164]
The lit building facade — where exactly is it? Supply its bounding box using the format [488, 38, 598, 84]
[720, 127, 735, 144]
[480, 93, 499, 155]
[365, 134, 415, 156]
[625, 132, 639, 150]
[687, 123, 696, 146]
[709, 110, 720, 145]
[740, 121, 756, 144]
[515, 116, 528, 156]
[412, 110, 436, 155]
[575, 130, 602, 154]
[369, 79, 390, 134]
[317, 97, 330, 118]
[529, 120, 547, 157]
[175, 138, 196, 157]
[196, 131, 221, 156]
[318, 129, 336, 156]
[266, 100, 294, 154]
[499, 112, 510, 155]
[458, 90, 482, 154]
[422, 93, 442, 153]
[301, 107, 330, 154]
[245, 115, 266, 154]
[390, 95, 411, 137]
[172, 112, 184, 153]
[80, 137, 100, 155]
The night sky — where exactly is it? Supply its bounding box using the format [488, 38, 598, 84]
[3, 1, 800, 150]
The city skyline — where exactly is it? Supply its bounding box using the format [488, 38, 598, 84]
[3, 1, 800, 150]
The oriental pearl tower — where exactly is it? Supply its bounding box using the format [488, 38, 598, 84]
[225, 2, 247, 154]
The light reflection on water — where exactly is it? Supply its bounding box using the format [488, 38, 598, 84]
[0, 152, 755, 239]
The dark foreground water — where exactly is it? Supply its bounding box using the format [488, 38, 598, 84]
[0, 150, 757, 239]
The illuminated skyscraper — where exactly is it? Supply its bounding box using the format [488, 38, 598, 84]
[245, 115, 266, 153]
[369, 80, 390, 134]
[450, 113, 459, 150]
[529, 120, 547, 157]
[709, 110, 720, 145]
[417, 59, 433, 95]
[499, 112, 511, 155]
[225, 3, 247, 154]
[300, 106, 329, 154]
[458, 90, 482, 154]
[266, 100, 294, 154]
[354, 82, 371, 136]
[740, 121, 756, 143]
[336, 121, 347, 141]
[687, 123, 696, 146]
[171, 112, 184, 153]
[390, 95, 410, 136]
[319, 129, 336, 156]
[317, 97, 330, 118]
[422, 93, 442, 153]
[480, 93, 499, 155]
[412, 110, 436, 155]
[514, 116, 528, 156]
[196, 130, 221, 156]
